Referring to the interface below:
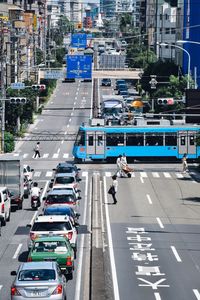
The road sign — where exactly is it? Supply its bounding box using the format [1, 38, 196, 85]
[71, 33, 87, 48]
[149, 75, 158, 89]
[10, 82, 25, 90]
[44, 70, 64, 79]
[67, 55, 92, 79]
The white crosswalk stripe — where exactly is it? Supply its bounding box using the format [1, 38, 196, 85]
[175, 173, 184, 178]
[23, 153, 28, 158]
[63, 153, 69, 158]
[46, 171, 53, 177]
[42, 153, 49, 158]
[52, 153, 59, 159]
[105, 172, 112, 177]
[34, 171, 41, 177]
[13, 153, 20, 156]
[163, 172, 171, 178]
[131, 172, 135, 177]
[152, 172, 159, 178]
[140, 172, 147, 178]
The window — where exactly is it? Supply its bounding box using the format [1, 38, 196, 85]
[75, 131, 85, 146]
[145, 133, 163, 146]
[32, 222, 72, 231]
[126, 133, 144, 146]
[106, 133, 124, 146]
[189, 135, 195, 146]
[160, 14, 162, 20]
[165, 28, 170, 34]
[165, 14, 168, 20]
[165, 133, 177, 146]
[19, 269, 56, 281]
[88, 135, 94, 146]
[171, 28, 176, 34]
[180, 136, 186, 146]
[97, 135, 103, 146]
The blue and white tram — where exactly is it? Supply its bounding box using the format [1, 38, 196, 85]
[72, 124, 200, 161]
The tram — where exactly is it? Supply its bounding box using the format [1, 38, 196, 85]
[72, 122, 200, 161]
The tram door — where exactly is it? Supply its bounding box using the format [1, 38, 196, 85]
[178, 131, 196, 155]
[86, 131, 105, 156]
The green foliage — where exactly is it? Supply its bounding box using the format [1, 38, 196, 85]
[4, 131, 15, 153]
[36, 48, 43, 65]
[119, 13, 132, 34]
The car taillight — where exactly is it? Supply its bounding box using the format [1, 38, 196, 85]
[68, 232, 73, 240]
[66, 256, 72, 266]
[11, 286, 21, 296]
[27, 257, 32, 262]
[1, 203, 4, 213]
[30, 232, 37, 240]
[52, 285, 62, 295]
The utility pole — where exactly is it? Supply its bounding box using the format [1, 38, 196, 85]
[0, 20, 6, 152]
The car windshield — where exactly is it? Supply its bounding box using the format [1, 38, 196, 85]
[18, 269, 56, 281]
[46, 195, 75, 203]
[55, 177, 75, 184]
[32, 221, 72, 231]
[44, 209, 71, 216]
[33, 241, 67, 253]
[56, 166, 74, 173]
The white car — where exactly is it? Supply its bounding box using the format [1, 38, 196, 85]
[27, 215, 78, 257]
[52, 184, 81, 200]
[0, 187, 11, 226]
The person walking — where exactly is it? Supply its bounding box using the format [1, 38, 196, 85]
[121, 153, 127, 166]
[111, 175, 118, 204]
[33, 142, 41, 159]
[116, 155, 122, 177]
[182, 153, 188, 173]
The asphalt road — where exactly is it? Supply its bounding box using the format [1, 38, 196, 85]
[1, 79, 200, 300]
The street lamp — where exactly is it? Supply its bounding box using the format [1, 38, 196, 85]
[159, 42, 191, 89]
[177, 40, 200, 45]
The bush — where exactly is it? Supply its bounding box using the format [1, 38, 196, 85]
[4, 132, 15, 153]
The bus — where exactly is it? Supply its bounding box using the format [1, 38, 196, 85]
[72, 123, 200, 161]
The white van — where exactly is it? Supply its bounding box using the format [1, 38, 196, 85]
[0, 187, 11, 226]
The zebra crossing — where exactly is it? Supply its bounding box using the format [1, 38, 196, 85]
[12, 152, 71, 159]
[33, 170, 191, 180]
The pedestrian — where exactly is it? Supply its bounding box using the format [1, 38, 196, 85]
[121, 153, 127, 166]
[116, 154, 122, 176]
[182, 153, 188, 173]
[33, 142, 41, 159]
[111, 175, 118, 204]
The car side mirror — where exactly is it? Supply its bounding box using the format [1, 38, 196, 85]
[31, 169, 34, 172]
[43, 197, 46, 201]
[26, 224, 31, 228]
[76, 213, 81, 218]
[77, 168, 81, 171]
[78, 178, 82, 182]
[77, 189, 81, 193]
[78, 196, 82, 200]
[49, 183, 53, 188]
[52, 168, 56, 171]
[11, 271, 17, 276]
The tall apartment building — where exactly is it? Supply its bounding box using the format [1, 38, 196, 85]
[70, 0, 82, 23]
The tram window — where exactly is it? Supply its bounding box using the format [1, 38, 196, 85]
[189, 135, 195, 145]
[75, 131, 85, 146]
[180, 136, 186, 146]
[88, 135, 94, 146]
[126, 134, 144, 146]
[165, 133, 177, 146]
[97, 135, 103, 146]
[106, 133, 124, 146]
[145, 133, 163, 146]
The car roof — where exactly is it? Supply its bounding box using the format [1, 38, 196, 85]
[34, 215, 70, 222]
[52, 184, 75, 189]
[33, 236, 67, 242]
[47, 189, 74, 195]
[20, 262, 55, 270]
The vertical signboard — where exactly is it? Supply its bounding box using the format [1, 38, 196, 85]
[67, 55, 92, 79]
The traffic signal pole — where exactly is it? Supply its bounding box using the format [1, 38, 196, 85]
[0, 20, 6, 153]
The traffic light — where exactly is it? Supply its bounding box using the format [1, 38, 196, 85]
[9, 97, 27, 104]
[157, 98, 174, 105]
[77, 22, 82, 29]
[32, 84, 46, 91]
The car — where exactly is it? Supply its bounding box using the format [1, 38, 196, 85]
[43, 206, 80, 227]
[23, 164, 34, 183]
[49, 173, 81, 189]
[11, 261, 67, 300]
[27, 236, 74, 278]
[0, 187, 11, 226]
[27, 215, 78, 257]
[101, 78, 111, 86]
[9, 188, 23, 211]
[43, 190, 80, 211]
[52, 183, 81, 200]
[53, 162, 81, 180]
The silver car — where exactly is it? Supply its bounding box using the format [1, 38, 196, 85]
[11, 261, 67, 300]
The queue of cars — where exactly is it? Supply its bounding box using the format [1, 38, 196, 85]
[11, 162, 82, 299]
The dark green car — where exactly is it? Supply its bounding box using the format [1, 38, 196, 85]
[27, 236, 74, 279]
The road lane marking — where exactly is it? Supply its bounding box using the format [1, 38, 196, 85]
[71, 112, 74, 116]
[69, 118, 71, 122]
[74, 101, 76, 105]
[63, 153, 69, 158]
[13, 243, 23, 259]
[105, 172, 112, 177]
[34, 171, 41, 177]
[104, 176, 120, 300]
[146, 194, 152, 204]
[193, 289, 200, 300]
[154, 293, 162, 300]
[131, 172, 135, 177]
[171, 246, 182, 262]
[53, 153, 59, 158]
[74, 171, 88, 300]
[140, 172, 147, 177]
[57, 148, 60, 154]
[61, 140, 64, 144]
[13, 153, 19, 156]
[67, 124, 69, 128]
[23, 153, 28, 158]
[163, 172, 171, 178]
[0, 285, 3, 291]
[46, 171, 53, 177]
[140, 177, 144, 183]
[152, 172, 159, 178]
[42, 153, 49, 158]
[176, 173, 183, 178]
[156, 217, 164, 228]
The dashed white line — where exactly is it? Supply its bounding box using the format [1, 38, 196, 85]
[74, 101, 76, 105]
[46, 171, 53, 177]
[193, 289, 200, 300]
[156, 217, 164, 228]
[154, 292, 162, 300]
[61, 140, 64, 144]
[30, 211, 38, 226]
[146, 194, 152, 204]
[140, 177, 144, 183]
[53, 153, 59, 159]
[71, 112, 74, 116]
[42, 153, 49, 158]
[63, 153, 69, 158]
[152, 172, 159, 178]
[171, 246, 182, 262]
[34, 171, 41, 177]
[67, 124, 69, 128]
[0, 285, 2, 291]
[13, 243, 23, 259]
[57, 148, 60, 154]
[69, 118, 71, 123]
[163, 172, 171, 178]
